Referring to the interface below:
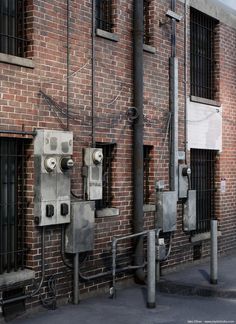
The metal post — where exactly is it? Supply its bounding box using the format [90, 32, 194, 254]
[156, 260, 160, 282]
[210, 219, 218, 284]
[73, 253, 80, 304]
[111, 238, 117, 298]
[147, 230, 156, 308]
[133, 0, 145, 283]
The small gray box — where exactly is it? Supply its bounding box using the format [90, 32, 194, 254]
[178, 164, 189, 199]
[183, 190, 196, 232]
[157, 191, 177, 232]
[65, 201, 95, 253]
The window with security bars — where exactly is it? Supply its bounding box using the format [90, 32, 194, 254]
[0, 0, 27, 57]
[143, 145, 152, 204]
[190, 149, 216, 233]
[143, 0, 151, 45]
[0, 138, 27, 275]
[190, 8, 218, 100]
[96, 143, 116, 209]
[96, 0, 113, 33]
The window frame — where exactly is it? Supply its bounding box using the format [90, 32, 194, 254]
[143, 145, 153, 205]
[190, 7, 218, 100]
[0, 138, 27, 275]
[95, 0, 113, 33]
[0, 0, 27, 58]
[190, 149, 216, 234]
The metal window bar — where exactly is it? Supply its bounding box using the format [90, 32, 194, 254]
[143, 0, 150, 45]
[95, 0, 113, 32]
[190, 8, 218, 100]
[0, 0, 27, 57]
[190, 149, 216, 233]
[0, 139, 26, 275]
[143, 145, 152, 204]
[96, 143, 116, 209]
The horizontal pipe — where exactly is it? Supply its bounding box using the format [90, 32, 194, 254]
[79, 264, 146, 281]
[114, 230, 148, 243]
[0, 129, 36, 136]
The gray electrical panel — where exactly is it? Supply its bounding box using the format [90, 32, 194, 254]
[65, 201, 95, 253]
[156, 191, 177, 232]
[83, 148, 103, 200]
[34, 130, 73, 226]
[183, 190, 197, 232]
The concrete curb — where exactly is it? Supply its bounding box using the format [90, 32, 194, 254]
[158, 279, 236, 299]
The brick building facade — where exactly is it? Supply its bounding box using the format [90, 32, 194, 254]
[0, 0, 236, 317]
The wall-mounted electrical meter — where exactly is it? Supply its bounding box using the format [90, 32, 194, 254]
[83, 148, 103, 200]
[34, 130, 73, 226]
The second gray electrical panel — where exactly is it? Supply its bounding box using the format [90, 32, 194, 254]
[156, 191, 177, 232]
[65, 201, 95, 253]
[183, 190, 197, 232]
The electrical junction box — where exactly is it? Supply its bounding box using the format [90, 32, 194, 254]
[65, 201, 95, 253]
[83, 148, 103, 200]
[183, 190, 197, 232]
[34, 130, 73, 226]
[156, 191, 177, 232]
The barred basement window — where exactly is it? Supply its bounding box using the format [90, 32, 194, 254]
[190, 149, 216, 234]
[0, 0, 27, 57]
[96, 143, 116, 209]
[143, 0, 151, 45]
[96, 0, 113, 33]
[143, 145, 152, 204]
[190, 8, 218, 100]
[0, 138, 27, 275]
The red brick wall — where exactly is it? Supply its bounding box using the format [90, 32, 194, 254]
[0, 0, 236, 309]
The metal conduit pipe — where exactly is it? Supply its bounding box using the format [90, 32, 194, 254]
[61, 225, 73, 269]
[0, 227, 46, 306]
[91, 0, 96, 147]
[133, 0, 145, 283]
[79, 264, 145, 282]
[0, 129, 36, 136]
[66, 0, 70, 131]
[184, 0, 188, 164]
[169, 0, 179, 199]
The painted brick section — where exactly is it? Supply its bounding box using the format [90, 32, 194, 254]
[0, 0, 236, 311]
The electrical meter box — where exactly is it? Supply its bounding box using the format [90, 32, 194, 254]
[34, 130, 73, 226]
[65, 201, 95, 253]
[178, 164, 191, 199]
[83, 148, 103, 200]
[156, 191, 177, 232]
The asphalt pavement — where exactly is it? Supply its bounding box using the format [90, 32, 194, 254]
[8, 252, 236, 324]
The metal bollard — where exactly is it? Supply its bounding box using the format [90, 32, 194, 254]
[73, 253, 80, 304]
[210, 219, 218, 285]
[147, 230, 156, 308]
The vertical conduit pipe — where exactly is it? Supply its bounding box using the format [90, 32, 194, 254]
[133, 0, 145, 282]
[169, 0, 178, 197]
[66, 0, 70, 131]
[210, 219, 218, 284]
[91, 0, 96, 147]
[184, 0, 188, 164]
